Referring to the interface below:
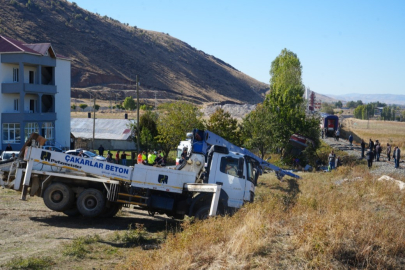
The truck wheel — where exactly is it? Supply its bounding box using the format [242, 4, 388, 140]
[63, 207, 81, 217]
[194, 206, 210, 220]
[43, 183, 74, 211]
[99, 203, 122, 218]
[76, 189, 105, 217]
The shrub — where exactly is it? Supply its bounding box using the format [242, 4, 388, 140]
[6, 256, 55, 269]
[62, 235, 100, 259]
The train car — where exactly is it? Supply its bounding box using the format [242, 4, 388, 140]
[320, 113, 339, 136]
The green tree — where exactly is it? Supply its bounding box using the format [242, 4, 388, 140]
[129, 110, 158, 152]
[71, 104, 76, 110]
[335, 101, 343, 108]
[79, 104, 88, 111]
[241, 104, 275, 159]
[123, 96, 136, 111]
[156, 101, 203, 157]
[93, 104, 100, 111]
[263, 49, 320, 164]
[320, 102, 334, 114]
[140, 128, 154, 153]
[346, 101, 357, 109]
[205, 107, 242, 145]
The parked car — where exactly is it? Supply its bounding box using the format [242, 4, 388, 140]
[65, 149, 106, 161]
[0, 151, 20, 161]
[42, 146, 65, 153]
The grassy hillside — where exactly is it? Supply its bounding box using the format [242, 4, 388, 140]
[119, 163, 405, 269]
[343, 118, 405, 151]
[0, 0, 268, 104]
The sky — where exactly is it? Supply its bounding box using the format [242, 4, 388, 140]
[72, 0, 405, 96]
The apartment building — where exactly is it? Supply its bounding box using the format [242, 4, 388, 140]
[0, 35, 71, 151]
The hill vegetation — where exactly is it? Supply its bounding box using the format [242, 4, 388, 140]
[0, 0, 268, 104]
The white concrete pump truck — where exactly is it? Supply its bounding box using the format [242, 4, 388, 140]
[0, 130, 299, 220]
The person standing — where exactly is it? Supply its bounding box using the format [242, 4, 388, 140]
[336, 129, 340, 141]
[115, 150, 120, 164]
[328, 150, 336, 171]
[336, 156, 342, 168]
[98, 145, 105, 157]
[5, 144, 12, 151]
[375, 143, 381, 161]
[394, 146, 401, 169]
[142, 151, 147, 165]
[348, 134, 353, 146]
[321, 129, 324, 139]
[137, 151, 143, 164]
[121, 151, 128, 166]
[386, 143, 391, 161]
[361, 139, 366, 158]
[106, 153, 113, 163]
[369, 139, 374, 151]
[365, 149, 374, 169]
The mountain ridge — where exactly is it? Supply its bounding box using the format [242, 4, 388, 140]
[0, 0, 269, 104]
[326, 93, 405, 105]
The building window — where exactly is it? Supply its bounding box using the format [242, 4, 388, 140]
[25, 123, 39, 141]
[29, 71, 35, 84]
[13, 68, 19, 82]
[42, 122, 54, 143]
[14, 99, 19, 111]
[2, 123, 21, 144]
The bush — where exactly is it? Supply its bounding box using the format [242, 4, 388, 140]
[6, 256, 55, 269]
[62, 235, 100, 259]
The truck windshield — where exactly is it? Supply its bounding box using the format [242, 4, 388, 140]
[220, 157, 240, 177]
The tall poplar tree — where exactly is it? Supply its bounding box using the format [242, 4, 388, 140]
[264, 49, 320, 162]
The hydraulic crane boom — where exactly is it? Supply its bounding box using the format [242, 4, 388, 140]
[191, 129, 300, 179]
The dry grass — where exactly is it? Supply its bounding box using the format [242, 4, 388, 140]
[118, 163, 405, 269]
[343, 118, 405, 150]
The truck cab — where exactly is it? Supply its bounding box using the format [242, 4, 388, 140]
[206, 149, 257, 209]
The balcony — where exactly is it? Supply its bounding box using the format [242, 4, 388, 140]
[1, 112, 57, 123]
[1, 83, 56, 94]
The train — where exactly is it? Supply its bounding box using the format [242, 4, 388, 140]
[320, 113, 339, 136]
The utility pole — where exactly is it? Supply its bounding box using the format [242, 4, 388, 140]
[109, 90, 112, 113]
[154, 91, 157, 110]
[136, 75, 140, 153]
[93, 95, 96, 151]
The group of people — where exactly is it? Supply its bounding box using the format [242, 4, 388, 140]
[137, 150, 166, 166]
[359, 139, 401, 169]
[96, 144, 167, 166]
[321, 128, 341, 141]
[96, 144, 135, 166]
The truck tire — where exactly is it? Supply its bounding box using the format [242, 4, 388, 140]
[99, 203, 122, 218]
[76, 189, 106, 217]
[63, 207, 81, 217]
[194, 205, 210, 220]
[43, 183, 74, 211]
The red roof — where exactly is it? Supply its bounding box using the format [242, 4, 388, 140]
[0, 35, 68, 59]
[0, 35, 40, 54]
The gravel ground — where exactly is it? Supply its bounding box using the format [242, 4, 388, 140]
[201, 104, 256, 120]
[322, 135, 404, 178]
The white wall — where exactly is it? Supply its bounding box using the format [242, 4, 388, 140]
[0, 63, 17, 84]
[54, 58, 71, 148]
